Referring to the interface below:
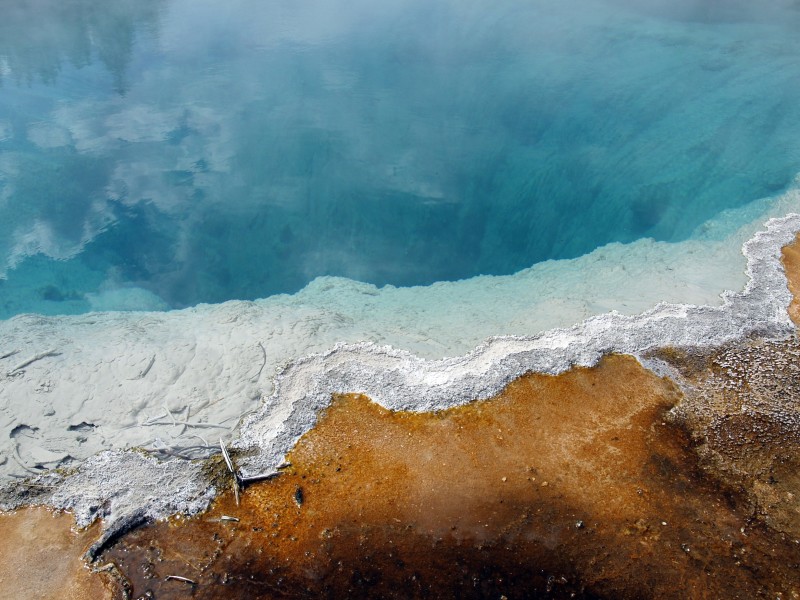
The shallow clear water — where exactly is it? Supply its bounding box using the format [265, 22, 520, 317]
[1, 0, 800, 318]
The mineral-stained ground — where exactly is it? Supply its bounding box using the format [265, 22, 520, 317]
[4, 236, 800, 599]
[0, 507, 110, 599]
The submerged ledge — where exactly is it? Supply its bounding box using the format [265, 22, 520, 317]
[1, 217, 800, 596]
[0, 212, 799, 536]
[233, 212, 800, 478]
[1, 191, 798, 486]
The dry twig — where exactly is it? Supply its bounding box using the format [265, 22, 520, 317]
[219, 438, 241, 505]
[165, 575, 197, 585]
[219, 438, 235, 473]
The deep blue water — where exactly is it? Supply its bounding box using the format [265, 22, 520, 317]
[1, 0, 800, 317]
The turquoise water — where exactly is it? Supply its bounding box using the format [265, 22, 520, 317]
[1, 0, 800, 318]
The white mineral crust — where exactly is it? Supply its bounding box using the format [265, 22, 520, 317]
[1, 207, 799, 538]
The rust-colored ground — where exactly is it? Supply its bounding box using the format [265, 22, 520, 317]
[0, 507, 114, 600]
[5, 233, 800, 599]
[102, 354, 800, 599]
[782, 232, 800, 325]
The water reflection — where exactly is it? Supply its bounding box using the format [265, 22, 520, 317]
[609, 0, 800, 24]
[1, 0, 800, 317]
[0, 0, 162, 92]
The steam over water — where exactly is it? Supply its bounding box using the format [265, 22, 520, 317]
[5, 0, 800, 536]
[1, 0, 800, 318]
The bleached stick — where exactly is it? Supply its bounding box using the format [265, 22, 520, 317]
[7, 349, 59, 374]
[250, 342, 267, 382]
[165, 575, 196, 584]
[139, 419, 227, 429]
[219, 438, 235, 473]
[219, 438, 241, 505]
[11, 444, 39, 475]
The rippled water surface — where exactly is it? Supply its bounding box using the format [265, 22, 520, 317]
[1, 0, 800, 317]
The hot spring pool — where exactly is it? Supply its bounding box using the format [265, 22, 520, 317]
[2, 0, 800, 319]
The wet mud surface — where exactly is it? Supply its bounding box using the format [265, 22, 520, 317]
[0, 507, 114, 600]
[102, 354, 800, 599]
[782, 232, 800, 325]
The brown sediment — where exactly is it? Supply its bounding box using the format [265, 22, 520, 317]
[0, 507, 116, 600]
[666, 338, 800, 540]
[654, 233, 800, 537]
[781, 232, 800, 325]
[101, 354, 800, 599]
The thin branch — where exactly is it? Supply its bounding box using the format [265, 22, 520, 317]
[219, 438, 240, 506]
[11, 444, 40, 475]
[139, 411, 169, 426]
[250, 342, 267, 382]
[219, 438, 235, 474]
[143, 444, 217, 460]
[139, 419, 228, 430]
[165, 575, 197, 585]
[127, 355, 156, 380]
[240, 472, 281, 484]
[8, 349, 60, 375]
[139, 355, 155, 379]
[164, 403, 177, 427]
[185, 433, 210, 447]
[179, 407, 190, 436]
